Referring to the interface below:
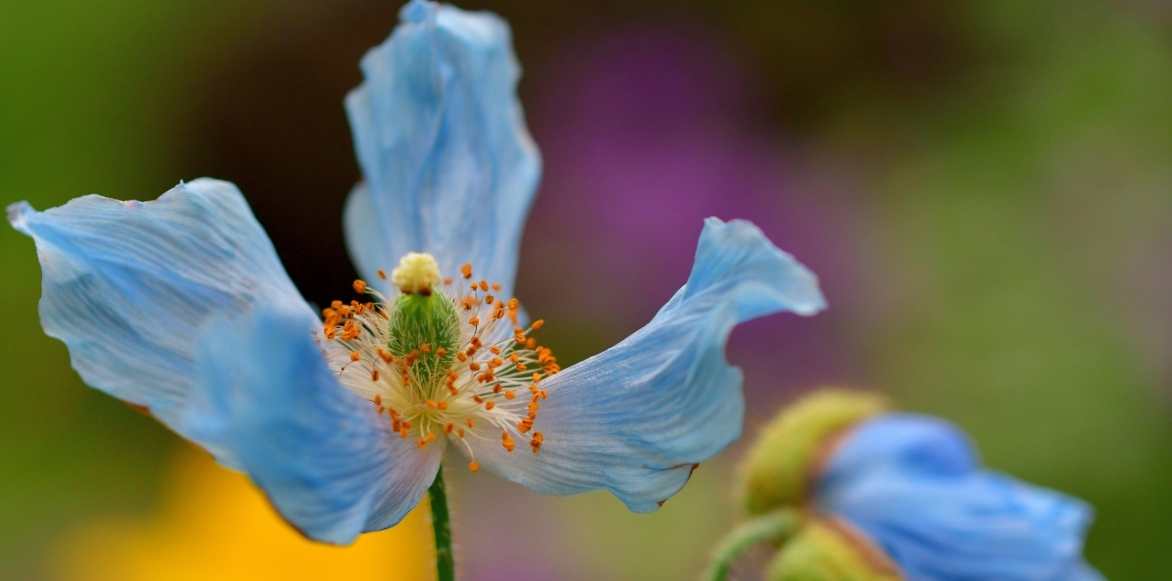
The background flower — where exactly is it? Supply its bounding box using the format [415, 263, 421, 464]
[51, 446, 432, 581]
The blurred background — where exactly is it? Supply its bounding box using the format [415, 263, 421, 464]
[1, 0, 1170, 579]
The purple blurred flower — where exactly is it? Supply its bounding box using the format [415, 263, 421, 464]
[520, 25, 866, 411]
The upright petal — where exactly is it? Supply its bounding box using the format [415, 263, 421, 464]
[183, 304, 441, 545]
[471, 218, 825, 510]
[7, 179, 309, 448]
[344, 0, 540, 294]
[818, 415, 1101, 581]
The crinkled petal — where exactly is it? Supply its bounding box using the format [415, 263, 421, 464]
[471, 218, 825, 510]
[7, 179, 308, 456]
[343, 0, 540, 294]
[182, 304, 441, 545]
[819, 415, 1101, 581]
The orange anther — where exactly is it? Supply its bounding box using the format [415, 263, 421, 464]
[504, 390, 516, 400]
[377, 269, 387, 280]
[419, 343, 431, 353]
[353, 279, 368, 294]
[371, 369, 380, 382]
[502, 432, 516, 453]
[438, 401, 448, 410]
[531, 319, 545, 331]
[478, 280, 489, 291]
[460, 263, 473, 279]
[443, 276, 453, 285]
[436, 347, 447, 358]
[492, 282, 502, 292]
[485, 401, 495, 410]
[373, 394, 382, 406]
[445, 423, 454, 434]
[468, 461, 480, 473]
[485, 295, 495, 305]
[350, 351, 361, 362]
[468, 316, 480, 327]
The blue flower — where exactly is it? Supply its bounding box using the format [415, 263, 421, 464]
[815, 413, 1103, 581]
[8, 0, 825, 545]
[740, 392, 1102, 580]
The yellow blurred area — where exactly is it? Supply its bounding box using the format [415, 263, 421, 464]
[50, 446, 433, 581]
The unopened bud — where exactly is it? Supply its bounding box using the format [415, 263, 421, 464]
[741, 389, 887, 515]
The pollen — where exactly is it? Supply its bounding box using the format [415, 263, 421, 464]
[321, 259, 558, 472]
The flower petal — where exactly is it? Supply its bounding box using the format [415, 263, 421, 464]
[183, 304, 441, 545]
[471, 218, 825, 510]
[819, 415, 1101, 581]
[343, 0, 541, 293]
[7, 179, 308, 450]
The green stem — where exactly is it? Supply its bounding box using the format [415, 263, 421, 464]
[427, 466, 455, 581]
[704, 509, 800, 581]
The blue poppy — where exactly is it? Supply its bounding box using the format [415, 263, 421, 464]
[814, 413, 1103, 580]
[9, 0, 824, 545]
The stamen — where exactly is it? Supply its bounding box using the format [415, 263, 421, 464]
[319, 258, 558, 470]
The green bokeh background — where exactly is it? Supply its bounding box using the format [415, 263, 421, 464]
[2, 1, 1169, 579]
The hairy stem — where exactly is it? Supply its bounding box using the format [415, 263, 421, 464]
[704, 509, 800, 581]
[427, 466, 455, 581]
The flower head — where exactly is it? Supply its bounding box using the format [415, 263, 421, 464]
[8, 0, 825, 546]
[740, 390, 1102, 580]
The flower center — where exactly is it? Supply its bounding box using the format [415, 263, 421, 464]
[319, 253, 558, 473]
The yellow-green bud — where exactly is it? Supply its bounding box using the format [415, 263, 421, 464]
[767, 520, 902, 581]
[741, 390, 887, 515]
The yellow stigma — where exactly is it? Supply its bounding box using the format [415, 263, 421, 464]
[391, 252, 441, 294]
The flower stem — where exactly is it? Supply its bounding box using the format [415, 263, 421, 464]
[704, 509, 800, 581]
[427, 466, 455, 581]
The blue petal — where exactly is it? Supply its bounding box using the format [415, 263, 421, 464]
[344, 0, 540, 293]
[182, 304, 441, 545]
[7, 179, 308, 454]
[818, 415, 1101, 581]
[471, 218, 825, 510]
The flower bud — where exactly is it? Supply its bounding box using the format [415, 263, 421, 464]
[767, 519, 901, 581]
[741, 390, 886, 515]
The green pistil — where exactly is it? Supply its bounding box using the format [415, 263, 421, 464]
[388, 291, 460, 391]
